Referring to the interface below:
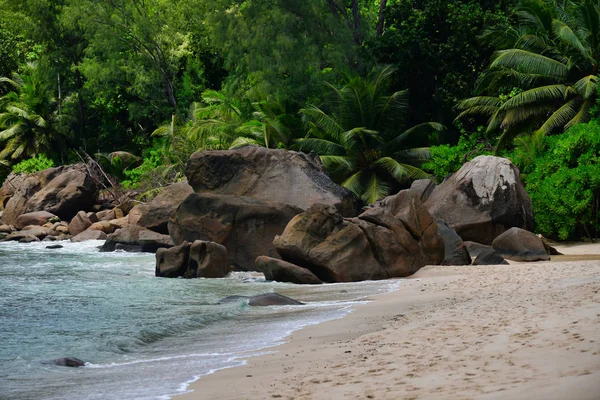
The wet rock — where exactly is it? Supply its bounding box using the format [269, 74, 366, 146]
[256, 255, 323, 285]
[46, 244, 63, 249]
[155, 242, 191, 278]
[186, 240, 229, 278]
[247, 293, 304, 306]
[51, 357, 86, 367]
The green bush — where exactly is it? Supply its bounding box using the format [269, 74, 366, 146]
[423, 132, 493, 181]
[519, 122, 600, 240]
[12, 154, 55, 174]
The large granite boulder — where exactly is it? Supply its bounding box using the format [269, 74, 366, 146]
[409, 179, 436, 202]
[155, 240, 229, 278]
[425, 156, 534, 244]
[137, 181, 194, 234]
[274, 192, 444, 283]
[255, 255, 323, 285]
[1, 164, 98, 225]
[169, 193, 301, 270]
[186, 240, 229, 278]
[15, 211, 58, 230]
[492, 227, 550, 262]
[155, 242, 191, 278]
[436, 222, 471, 265]
[68, 211, 98, 236]
[185, 146, 359, 217]
[71, 229, 108, 242]
[101, 225, 172, 253]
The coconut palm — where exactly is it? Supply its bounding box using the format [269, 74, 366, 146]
[229, 98, 304, 149]
[297, 66, 444, 204]
[456, 0, 600, 149]
[0, 62, 64, 163]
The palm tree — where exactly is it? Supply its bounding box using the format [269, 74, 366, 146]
[0, 62, 64, 163]
[456, 0, 600, 149]
[298, 66, 444, 204]
[229, 98, 304, 149]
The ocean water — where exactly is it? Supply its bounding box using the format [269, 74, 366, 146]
[0, 241, 400, 400]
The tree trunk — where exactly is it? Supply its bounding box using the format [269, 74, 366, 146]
[351, 0, 361, 45]
[376, 0, 387, 37]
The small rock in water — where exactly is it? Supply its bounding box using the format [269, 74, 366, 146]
[46, 244, 63, 249]
[51, 357, 86, 367]
[248, 293, 304, 306]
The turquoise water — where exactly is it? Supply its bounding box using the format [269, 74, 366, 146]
[0, 241, 399, 400]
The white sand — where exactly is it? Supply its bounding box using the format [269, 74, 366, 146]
[176, 243, 600, 400]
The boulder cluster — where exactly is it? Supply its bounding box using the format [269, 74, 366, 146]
[0, 146, 554, 283]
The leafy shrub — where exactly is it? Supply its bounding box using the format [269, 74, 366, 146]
[520, 122, 600, 240]
[423, 132, 493, 181]
[12, 154, 54, 174]
[120, 141, 183, 191]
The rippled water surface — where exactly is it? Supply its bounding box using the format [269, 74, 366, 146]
[0, 241, 399, 400]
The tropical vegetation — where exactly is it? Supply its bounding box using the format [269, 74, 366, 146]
[0, 0, 598, 239]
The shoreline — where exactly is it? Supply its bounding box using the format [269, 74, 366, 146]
[175, 244, 600, 400]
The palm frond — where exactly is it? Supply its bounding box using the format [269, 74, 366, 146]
[573, 75, 598, 100]
[341, 170, 367, 200]
[0, 124, 23, 141]
[229, 136, 262, 149]
[299, 105, 345, 141]
[456, 96, 504, 110]
[552, 19, 593, 62]
[387, 123, 444, 150]
[360, 172, 392, 204]
[491, 49, 569, 79]
[392, 147, 432, 162]
[319, 155, 354, 173]
[565, 99, 593, 129]
[537, 97, 581, 134]
[500, 84, 570, 110]
[295, 138, 347, 155]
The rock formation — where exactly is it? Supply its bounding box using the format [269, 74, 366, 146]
[185, 146, 359, 217]
[274, 191, 444, 282]
[492, 227, 550, 262]
[169, 193, 301, 270]
[425, 156, 534, 244]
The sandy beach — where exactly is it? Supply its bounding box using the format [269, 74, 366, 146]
[177, 243, 600, 400]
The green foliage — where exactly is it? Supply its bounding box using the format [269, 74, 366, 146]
[11, 153, 54, 174]
[370, 0, 515, 128]
[0, 62, 70, 164]
[515, 121, 600, 240]
[457, 0, 600, 149]
[423, 129, 494, 181]
[298, 66, 444, 204]
[120, 142, 180, 190]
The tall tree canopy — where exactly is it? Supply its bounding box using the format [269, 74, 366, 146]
[456, 0, 600, 148]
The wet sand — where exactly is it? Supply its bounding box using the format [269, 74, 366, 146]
[176, 243, 600, 400]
